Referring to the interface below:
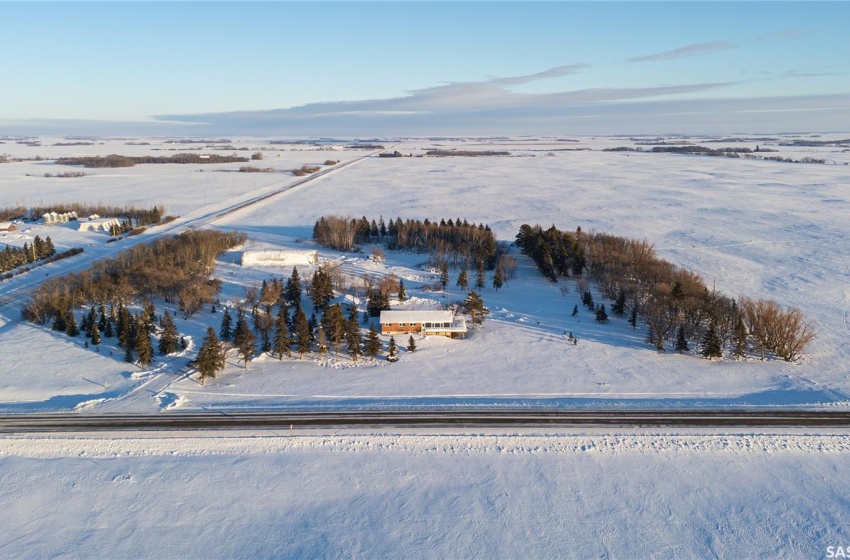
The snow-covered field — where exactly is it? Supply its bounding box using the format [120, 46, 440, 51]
[3, 429, 850, 558]
[2, 134, 850, 557]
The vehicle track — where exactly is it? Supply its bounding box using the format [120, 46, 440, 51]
[4, 409, 850, 433]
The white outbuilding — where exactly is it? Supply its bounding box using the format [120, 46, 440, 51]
[241, 250, 319, 267]
[78, 218, 122, 233]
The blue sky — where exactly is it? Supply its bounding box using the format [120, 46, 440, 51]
[1, 1, 848, 135]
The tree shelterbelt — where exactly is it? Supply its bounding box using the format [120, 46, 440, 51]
[313, 215, 500, 269]
[516, 223, 815, 361]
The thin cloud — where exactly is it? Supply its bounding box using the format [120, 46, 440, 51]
[10, 92, 849, 136]
[626, 41, 737, 63]
[490, 64, 590, 86]
[154, 74, 736, 125]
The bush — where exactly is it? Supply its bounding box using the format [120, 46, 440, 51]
[292, 165, 321, 176]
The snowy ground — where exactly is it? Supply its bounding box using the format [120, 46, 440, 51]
[6, 134, 850, 413]
[3, 134, 850, 557]
[3, 429, 850, 558]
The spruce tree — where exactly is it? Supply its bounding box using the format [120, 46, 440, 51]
[732, 316, 748, 359]
[364, 323, 381, 359]
[285, 267, 302, 306]
[439, 262, 449, 290]
[98, 306, 108, 332]
[456, 268, 468, 290]
[273, 304, 292, 359]
[582, 291, 594, 310]
[117, 307, 132, 348]
[219, 308, 233, 342]
[700, 322, 723, 361]
[595, 304, 609, 323]
[233, 312, 257, 369]
[628, 306, 639, 329]
[675, 325, 689, 353]
[104, 318, 114, 338]
[52, 310, 67, 332]
[407, 335, 417, 352]
[65, 312, 80, 337]
[387, 336, 399, 362]
[309, 268, 334, 309]
[612, 291, 627, 317]
[345, 314, 362, 361]
[322, 304, 346, 354]
[571, 304, 579, 317]
[475, 261, 486, 291]
[135, 319, 154, 367]
[91, 323, 101, 346]
[196, 327, 225, 385]
[293, 305, 311, 358]
[398, 279, 406, 302]
[124, 346, 134, 364]
[492, 267, 503, 291]
[463, 291, 489, 329]
[158, 310, 179, 355]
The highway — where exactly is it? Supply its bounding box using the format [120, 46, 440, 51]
[3, 409, 850, 433]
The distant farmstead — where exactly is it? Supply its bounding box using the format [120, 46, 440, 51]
[380, 310, 467, 338]
[0, 222, 16, 232]
[241, 250, 319, 267]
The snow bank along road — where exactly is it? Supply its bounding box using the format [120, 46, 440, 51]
[0, 145, 394, 312]
[5, 409, 850, 433]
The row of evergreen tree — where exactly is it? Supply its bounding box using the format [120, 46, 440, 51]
[0, 235, 55, 273]
[518, 223, 814, 361]
[313, 215, 500, 269]
[195, 299, 420, 384]
[51, 301, 184, 368]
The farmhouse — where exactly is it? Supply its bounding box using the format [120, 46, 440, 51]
[380, 310, 467, 338]
[0, 222, 16, 232]
[241, 250, 319, 267]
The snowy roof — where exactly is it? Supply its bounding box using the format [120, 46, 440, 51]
[380, 310, 453, 323]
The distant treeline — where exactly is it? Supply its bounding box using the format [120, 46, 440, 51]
[605, 145, 825, 164]
[345, 144, 385, 150]
[313, 215, 500, 268]
[425, 150, 510, 157]
[0, 203, 166, 224]
[55, 153, 249, 168]
[164, 139, 232, 144]
[780, 139, 850, 147]
[23, 230, 247, 324]
[516, 224, 815, 362]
